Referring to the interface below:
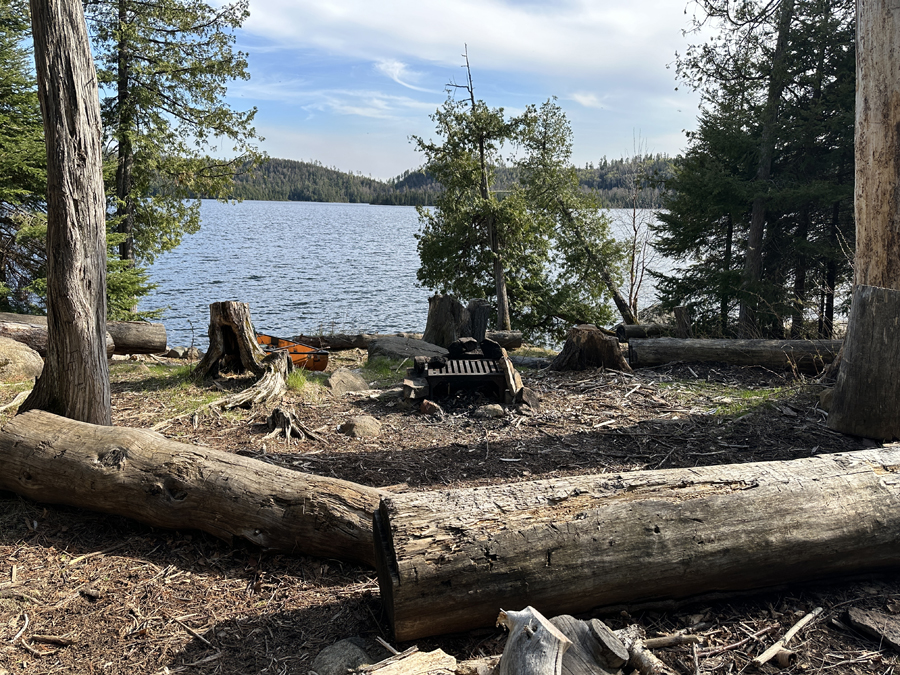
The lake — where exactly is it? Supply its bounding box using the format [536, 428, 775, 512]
[141, 200, 665, 348]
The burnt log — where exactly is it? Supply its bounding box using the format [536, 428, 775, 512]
[551, 324, 631, 372]
[0, 410, 383, 566]
[0, 312, 165, 356]
[374, 446, 900, 640]
[828, 285, 900, 439]
[628, 337, 841, 373]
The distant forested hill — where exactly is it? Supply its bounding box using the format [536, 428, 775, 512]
[224, 155, 673, 208]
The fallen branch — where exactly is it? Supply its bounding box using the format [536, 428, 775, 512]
[616, 625, 678, 675]
[752, 607, 823, 667]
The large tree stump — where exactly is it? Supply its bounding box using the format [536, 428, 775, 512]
[551, 324, 631, 372]
[828, 285, 900, 439]
[422, 294, 469, 348]
[374, 445, 900, 640]
[628, 338, 842, 374]
[466, 299, 493, 342]
[0, 410, 383, 566]
[193, 301, 267, 380]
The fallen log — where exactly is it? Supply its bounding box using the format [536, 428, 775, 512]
[0, 312, 166, 355]
[628, 337, 841, 373]
[0, 410, 383, 566]
[291, 331, 523, 352]
[615, 323, 666, 343]
[374, 446, 900, 640]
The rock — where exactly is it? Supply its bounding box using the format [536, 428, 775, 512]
[403, 377, 429, 400]
[474, 404, 505, 419]
[311, 637, 373, 675]
[517, 386, 541, 412]
[185, 347, 202, 360]
[338, 415, 382, 438]
[0, 337, 42, 381]
[329, 368, 370, 397]
[481, 338, 504, 360]
[420, 399, 443, 416]
[448, 337, 481, 359]
[165, 347, 186, 358]
[368, 336, 448, 361]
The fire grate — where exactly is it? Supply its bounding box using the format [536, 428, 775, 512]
[424, 358, 507, 398]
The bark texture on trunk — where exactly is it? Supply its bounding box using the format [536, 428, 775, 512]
[628, 338, 840, 374]
[374, 446, 900, 640]
[827, 285, 900, 439]
[193, 301, 267, 380]
[0, 410, 383, 566]
[23, 0, 110, 424]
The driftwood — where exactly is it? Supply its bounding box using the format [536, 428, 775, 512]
[551, 324, 631, 372]
[0, 312, 166, 355]
[828, 285, 900, 439]
[374, 445, 900, 640]
[628, 337, 841, 373]
[0, 410, 383, 566]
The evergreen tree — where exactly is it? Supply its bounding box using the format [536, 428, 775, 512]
[414, 79, 623, 341]
[85, 0, 262, 276]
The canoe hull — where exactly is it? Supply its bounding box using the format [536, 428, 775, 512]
[256, 333, 329, 371]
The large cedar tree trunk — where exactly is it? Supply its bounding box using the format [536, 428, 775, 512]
[21, 0, 111, 425]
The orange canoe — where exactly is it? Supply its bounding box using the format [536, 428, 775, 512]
[256, 333, 329, 371]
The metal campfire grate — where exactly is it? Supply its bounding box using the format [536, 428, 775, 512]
[424, 358, 507, 397]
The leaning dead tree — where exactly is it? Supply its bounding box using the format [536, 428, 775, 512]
[374, 445, 900, 640]
[0, 410, 383, 566]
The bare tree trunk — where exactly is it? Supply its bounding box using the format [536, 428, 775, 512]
[22, 0, 110, 425]
[738, 0, 796, 336]
[828, 0, 900, 437]
[115, 0, 135, 265]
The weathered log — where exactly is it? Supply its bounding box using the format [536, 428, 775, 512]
[193, 301, 267, 380]
[291, 331, 522, 352]
[0, 410, 383, 566]
[485, 330, 522, 350]
[551, 324, 631, 372]
[828, 285, 900, 439]
[628, 337, 841, 373]
[0, 312, 166, 355]
[615, 323, 666, 343]
[374, 445, 900, 640]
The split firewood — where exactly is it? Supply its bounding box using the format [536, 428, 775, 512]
[751, 606, 823, 667]
[616, 625, 679, 675]
[354, 647, 456, 674]
[496, 606, 571, 675]
[455, 656, 501, 675]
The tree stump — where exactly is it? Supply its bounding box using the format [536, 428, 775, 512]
[497, 607, 571, 675]
[193, 301, 267, 380]
[551, 324, 631, 372]
[828, 285, 900, 439]
[466, 299, 493, 342]
[422, 294, 469, 348]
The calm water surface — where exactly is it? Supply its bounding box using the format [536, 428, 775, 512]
[141, 201, 667, 348]
[140, 200, 431, 348]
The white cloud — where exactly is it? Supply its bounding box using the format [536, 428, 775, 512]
[570, 92, 606, 109]
[374, 59, 438, 93]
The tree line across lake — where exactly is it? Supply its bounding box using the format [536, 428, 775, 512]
[221, 156, 673, 209]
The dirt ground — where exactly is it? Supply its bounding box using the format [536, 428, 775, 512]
[1, 350, 897, 675]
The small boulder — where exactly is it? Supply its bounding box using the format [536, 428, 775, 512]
[329, 368, 370, 397]
[0, 337, 42, 381]
[368, 336, 448, 361]
[338, 415, 382, 438]
[311, 637, 373, 675]
[448, 337, 481, 359]
[517, 386, 541, 413]
[480, 338, 504, 360]
[165, 346, 187, 359]
[474, 404, 505, 419]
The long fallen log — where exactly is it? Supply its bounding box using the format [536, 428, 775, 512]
[0, 312, 166, 355]
[0, 410, 383, 566]
[628, 337, 841, 373]
[290, 330, 523, 352]
[374, 446, 900, 640]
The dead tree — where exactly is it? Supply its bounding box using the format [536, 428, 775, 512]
[0, 410, 383, 566]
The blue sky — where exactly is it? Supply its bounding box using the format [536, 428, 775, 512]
[226, 0, 704, 180]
